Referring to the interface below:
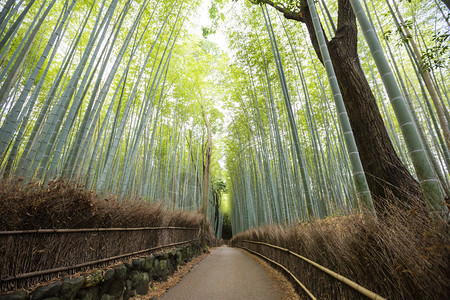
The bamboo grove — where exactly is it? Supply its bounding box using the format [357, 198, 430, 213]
[222, 0, 449, 234]
[0, 0, 231, 238]
[0, 0, 448, 238]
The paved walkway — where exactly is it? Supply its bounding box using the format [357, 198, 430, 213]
[160, 245, 284, 300]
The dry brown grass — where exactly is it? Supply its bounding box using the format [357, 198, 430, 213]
[0, 177, 214, 292]
[0, 177, 204, 230]
[232, 203, 449, 299]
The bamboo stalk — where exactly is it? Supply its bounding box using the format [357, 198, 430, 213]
[348, 0, 444, 209]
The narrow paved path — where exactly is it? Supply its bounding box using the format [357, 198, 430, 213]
[160, 245, 284, 299]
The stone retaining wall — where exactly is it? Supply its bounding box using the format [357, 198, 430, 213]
[0, 243, 202, 300]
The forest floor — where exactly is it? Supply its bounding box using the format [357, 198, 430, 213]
[155, 245, 298, 300]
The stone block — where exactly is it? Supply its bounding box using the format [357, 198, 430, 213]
[60, 277, 85, 300]
[76, 287, 98, 300]
[132, 259, 145, 271]
[176, 250, 183, 266]
[0, 290, 27, 300]
[160, 260, 167, 269]
[186, 246, 192, 259]
[167, 253, 176, 274]
[134, 273, 150, 295]
[99, 295, 114, 300]
[31, 282, 63, 300]
[159, 260, 168, 281]
[107, 281, 124, 298]
[103, 270, 115, 282]
[143, 256, 154, 272]
[123, 263, 132, 272]
[151, 259, 160, 280]
[82, 270, 103, 288]
[123, 281, 134, 300]
[128, 270, 140, 287]
[113, 265, 127, 281]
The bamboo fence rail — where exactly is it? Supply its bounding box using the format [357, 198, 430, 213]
[0, 227, 198, 235]
[236, 240, 386, 300]
[0, 226, 200, 292]
[238, 245, 317, 300]
[2, 240, 198, 282]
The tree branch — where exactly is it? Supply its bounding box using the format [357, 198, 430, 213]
[249, 0, 304, 22]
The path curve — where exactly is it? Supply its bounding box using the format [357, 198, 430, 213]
[160, 245, 284, 299]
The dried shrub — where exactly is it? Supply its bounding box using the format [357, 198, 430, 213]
[232, 202, 449, 299]
[167, 209, 203, 228]
[0, 177, 203, 230]
[0, 177, 207, 292]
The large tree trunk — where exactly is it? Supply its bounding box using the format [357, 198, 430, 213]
[214, 193, 220, 234]
[201, 106, 212, 246]
[300, 0, 422, 212]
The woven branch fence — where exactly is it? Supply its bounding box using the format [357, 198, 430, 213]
[234, 240, 386, 299]
[0, 226, 199, 292]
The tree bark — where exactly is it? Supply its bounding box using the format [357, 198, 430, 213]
[213, 191, 220, 234]
[201, 106, 212, 246]
[260, 0, 423, 212]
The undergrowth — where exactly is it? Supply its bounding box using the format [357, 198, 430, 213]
[0, 177, 204, 230]
[232, 202, 449, 299]
[0, 177, 214, 292]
